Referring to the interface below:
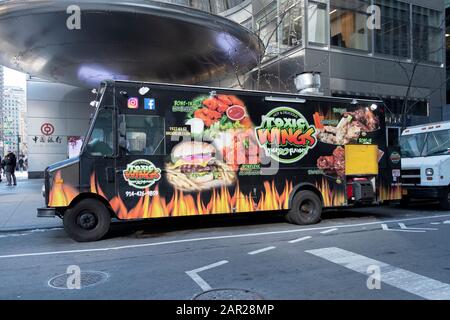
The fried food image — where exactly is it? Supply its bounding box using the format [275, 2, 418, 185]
[317, 147, 346, 177]
[165, 141, 236, 192]
[192, 94, 252, 129]
[317, 108, 379, 145]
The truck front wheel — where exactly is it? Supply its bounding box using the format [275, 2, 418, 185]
[286, 190, 322, 225]
[439, 189, 450, 210]
[63, 199, 111, 242]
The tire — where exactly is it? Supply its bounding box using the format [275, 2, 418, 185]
[439, 189, 450, 210]
[63, 198, 111, 242]
[286, 190, 322, 225]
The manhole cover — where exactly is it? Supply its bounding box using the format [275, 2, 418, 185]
[193, 289, 264, 300]
[48, 271, 108, 289]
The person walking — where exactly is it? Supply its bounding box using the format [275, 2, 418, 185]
[18, 156, 24, 173]
[4, 152, 17, 186]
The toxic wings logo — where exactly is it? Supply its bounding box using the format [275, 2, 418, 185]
[255, 107, 317, 164]
[123, 159, 162, 189]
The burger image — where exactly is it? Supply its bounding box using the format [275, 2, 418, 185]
[166, 141, 236, 191]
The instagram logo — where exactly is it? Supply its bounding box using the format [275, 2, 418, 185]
[127, 97, 139, 109]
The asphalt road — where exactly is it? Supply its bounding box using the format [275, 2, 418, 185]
[1, 203, 450, 300]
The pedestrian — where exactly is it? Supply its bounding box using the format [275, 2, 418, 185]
[4, 152, 17, 186]
[0, 155, 3, 183]
[18, 156, 24, 173]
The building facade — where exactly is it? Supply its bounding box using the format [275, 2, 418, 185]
[208, 0, 445, 147]
[26, 78, 92, 178]
[2, 86, 25, 156]
[0, 67, 4, 155]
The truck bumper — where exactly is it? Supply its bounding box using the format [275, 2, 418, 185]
[404, 187, 446, 199]
[37, 207, 57, 218]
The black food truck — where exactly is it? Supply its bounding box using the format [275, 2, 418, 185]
[38, 80, 402, 242]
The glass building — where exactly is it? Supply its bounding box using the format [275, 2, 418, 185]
[211, 0, 446, 145]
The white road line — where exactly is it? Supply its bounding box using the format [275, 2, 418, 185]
[398, 223, 437, 231]
[1, 213, 450, 260]
[321, 228, 338, 234]
[444, 221, 450, 224]
[186, 260, 229, 291]
[248, 246, 276, 255]
[306, 247, 450, 300]
[430, 222, 441, 225]
[289, 236, 312, 244]
[381, 223, 425, 233]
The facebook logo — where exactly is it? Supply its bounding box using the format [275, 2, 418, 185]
[144, 98, 156, 110]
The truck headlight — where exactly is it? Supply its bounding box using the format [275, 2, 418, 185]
[425, 168, 434, 176]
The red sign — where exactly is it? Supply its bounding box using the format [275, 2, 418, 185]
[41, 123, 55, 136]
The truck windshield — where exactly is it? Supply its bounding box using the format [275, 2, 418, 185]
[84, 108, 114, 157]
[400, 133, 426, 158]
[401, 129, 450, 158]
[423, 129, 450, 157]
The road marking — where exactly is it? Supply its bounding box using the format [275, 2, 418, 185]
[398, 223, 437, 231]
[444, 221, 450, 224]
[0, 228, 63, 239]
[306, 247, 450, 300]
[289, 236, 312, 244]
[186, 260, 228, 291]
[381, 224, 425, 233]
[248, 246, 276, 255]
[1, 213, 450, 260]
[430, 222, 441, 225]
[321, 228, 338, 234]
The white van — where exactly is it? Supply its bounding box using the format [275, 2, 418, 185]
[400, 121, 450, 209]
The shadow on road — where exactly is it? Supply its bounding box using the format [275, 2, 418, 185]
[106, 201, 446, 240]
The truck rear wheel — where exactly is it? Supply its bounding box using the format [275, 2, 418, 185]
[439, 189, 450, 210]
[63, 199, 111, 242]
[286, 190, 322, 225]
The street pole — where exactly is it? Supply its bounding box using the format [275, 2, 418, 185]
[17, 134, 20, 157]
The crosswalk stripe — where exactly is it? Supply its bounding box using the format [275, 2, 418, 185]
[306, 247, 450, 300]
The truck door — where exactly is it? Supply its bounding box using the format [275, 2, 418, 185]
[115, 113, 166, 218]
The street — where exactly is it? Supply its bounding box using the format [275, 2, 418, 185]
[1, 193, 450, 300]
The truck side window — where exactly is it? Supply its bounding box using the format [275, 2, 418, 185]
[118, 114, 165, 155]
[86, 109, 114, 157]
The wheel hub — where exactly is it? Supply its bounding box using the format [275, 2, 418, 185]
[300, 201, 313, 214]
[77, 212, 97, 230]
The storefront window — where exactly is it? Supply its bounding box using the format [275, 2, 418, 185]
[308, 0, 327, 45]
[374, 0, 410, 58]
[412, 5, 444, 64]
[330, 0, 371, 51]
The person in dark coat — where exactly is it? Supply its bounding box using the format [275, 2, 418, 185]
[4, 152, 17, 186]
[0, 155, 3, 183]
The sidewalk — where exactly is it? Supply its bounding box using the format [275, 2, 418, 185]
[0, 172, 62, 232]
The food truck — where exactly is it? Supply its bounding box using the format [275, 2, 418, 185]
[38, 80, 402, 241]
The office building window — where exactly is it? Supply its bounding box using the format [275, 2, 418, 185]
[308, 0, 327, 45]
[374, 0, 410, 58]
[330, 0, 371, 51]
[412, 5, 443, 64]
[256, 5, 279, 57]
[281, 0, 304, 48]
